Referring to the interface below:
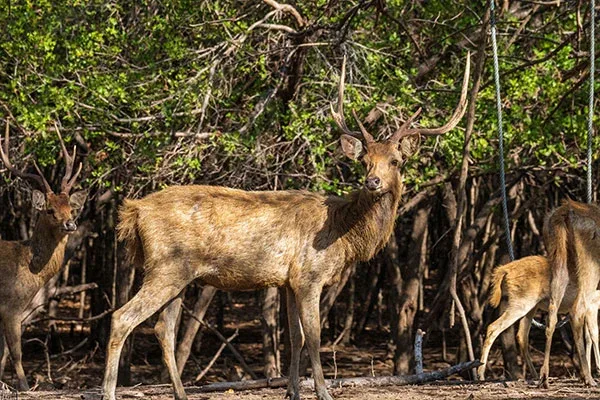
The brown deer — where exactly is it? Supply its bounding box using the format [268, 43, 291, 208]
[102, 54, 470, 400]
[478, 255, 600, 381]
[0, 122, 87, 391]
[540, 200, 600, 387]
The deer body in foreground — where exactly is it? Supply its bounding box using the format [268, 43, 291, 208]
[0, 123, 86, 390]
[478, 255, 600, 381]
[102, 54, 470, 400]
[540, 200, 600, 387]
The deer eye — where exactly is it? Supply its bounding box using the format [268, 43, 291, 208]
[390, 159, 400, 167]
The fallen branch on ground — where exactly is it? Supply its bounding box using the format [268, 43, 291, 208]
[187, 360, 481, 394]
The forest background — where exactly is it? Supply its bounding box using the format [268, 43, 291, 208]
[0, 0, 598, 389]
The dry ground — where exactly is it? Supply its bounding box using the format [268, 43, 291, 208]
[14, 379, 600, 400]
[4, 293, 597, 400]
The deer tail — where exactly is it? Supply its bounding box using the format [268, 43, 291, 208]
[544, 205, 570, 286]
[489, 267, 507, 309]
[117, 199, 144, 269]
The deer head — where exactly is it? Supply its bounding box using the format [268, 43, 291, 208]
[331, 53, 471, 196]
[0, 121, 87, 233]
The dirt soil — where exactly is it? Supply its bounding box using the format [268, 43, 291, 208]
[14, 379, 600, 400]
[4, 292, 598, 400]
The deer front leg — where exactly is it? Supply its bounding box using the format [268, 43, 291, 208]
[285, 287, 304, 400]
[2, 316, 28, 391]
[155, 294, 187, 400]
[297, 287, 332, 400]
[103, 278, 186, 400]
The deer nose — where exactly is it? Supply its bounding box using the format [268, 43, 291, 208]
[63, 220, 77, 232]
[365, 176, 381, 191]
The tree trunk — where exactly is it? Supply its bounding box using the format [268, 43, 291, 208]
[175, 285, 217, 376]
[391, 205, 430, 374]
[261, 287, 281, 378]
[116, 239, 135, 386]
[338, 275, 355, 345]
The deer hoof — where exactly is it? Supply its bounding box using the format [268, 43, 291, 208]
[584, 377, 597, 387]
[476, 365, 486, 381]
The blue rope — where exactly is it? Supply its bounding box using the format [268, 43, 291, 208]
[587, 0, 595, 204]
[490, 0, 515, 261]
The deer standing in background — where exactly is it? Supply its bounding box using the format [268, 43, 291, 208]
[0, 122, 87, 390]
[103, 54, 470, 400]
[478, 255, 600, 380]
[540, 200, 600, 387]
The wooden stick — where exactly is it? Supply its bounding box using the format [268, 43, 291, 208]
[54, 282, 98, 297]
[194, 330, 239, 383]
[181, 304, 258, 380]
[414, 329, 425, 375]
[188, 360, 481, 394]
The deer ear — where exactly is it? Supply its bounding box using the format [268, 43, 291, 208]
[340, 134, 364, 160]
[399, 136, 420, 159]
[69, 191, 87, 213]
[32, 190, 46, 210]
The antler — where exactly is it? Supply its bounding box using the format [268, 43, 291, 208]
[330, 55, 375, 143]
[54, 122, 82, 194]
[0, 120, 53, 193]
[390, 52, 471, 143]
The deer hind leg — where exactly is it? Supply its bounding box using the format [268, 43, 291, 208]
[296, 286, 332, 400]
[102, 276, 188, 400]
[478, 300, 535, 381]
[584, 309, 600, 377]
[285, 287, 305, 400]
[571, 294, 597, 386]
[155, 293, 186, 400]
[2, 316, 28, 391]
[587, 294, 600, 377]
[517, 308, 538, 380]
[539, 264, 568, 388]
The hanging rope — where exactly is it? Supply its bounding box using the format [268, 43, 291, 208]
[489, 1, 569, 330]
[489, 0, 515, 262]
[489, 0, 597, 329]
[587, 0, 595, 204]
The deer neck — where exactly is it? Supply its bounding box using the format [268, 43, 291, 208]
[340, 181, 403, 263]
[28, 215, 68, 282]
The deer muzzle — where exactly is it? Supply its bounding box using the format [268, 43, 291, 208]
[365, 176, 382, 191]
[63, 220, 77, 232]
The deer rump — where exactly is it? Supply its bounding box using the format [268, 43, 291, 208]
[117, 185, 384, 292]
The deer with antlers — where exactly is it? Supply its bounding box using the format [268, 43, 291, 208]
[0, 121, 87, 391]
[103, 54, 470, 400]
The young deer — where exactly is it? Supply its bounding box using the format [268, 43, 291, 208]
[103, 54, 470, 400]
[478, 255, 600, 381]
[540, 200, 600, 387]
[0, 122, 87, 390]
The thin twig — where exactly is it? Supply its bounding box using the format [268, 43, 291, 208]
[181, 303, 258, 380]
[194, 329, 239, 383]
